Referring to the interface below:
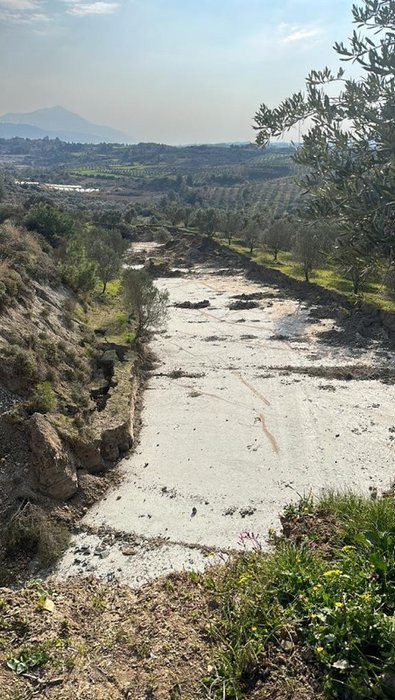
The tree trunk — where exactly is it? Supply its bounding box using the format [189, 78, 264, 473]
[273, 249, 278, 261]
[353, 277, 360, 294]
[305, 268, 309, 283]
[102, 280, 107, 294]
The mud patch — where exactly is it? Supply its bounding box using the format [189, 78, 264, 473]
[204, 335, 229, 342]
[271, 364, 395, 384]
[231, 292, 274, 301]
[229, 300, 259, 310]
[174, 299, 210, 309]
[166, 369, 205, 380]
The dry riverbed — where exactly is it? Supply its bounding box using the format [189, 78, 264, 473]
[57, 256, 395, 585]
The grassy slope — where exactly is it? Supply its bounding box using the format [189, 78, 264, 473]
[220, 239, 395, 313]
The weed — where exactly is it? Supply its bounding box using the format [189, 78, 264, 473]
[1, 504, 70, 565]
[7, 641, 50, 675]
[206, 492, 395, 699]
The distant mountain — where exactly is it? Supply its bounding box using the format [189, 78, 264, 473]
[0, 106, 127, 144]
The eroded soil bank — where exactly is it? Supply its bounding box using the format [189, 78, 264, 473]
[57, 249, 395, 585]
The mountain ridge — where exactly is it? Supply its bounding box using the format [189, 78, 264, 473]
[0, 106, 127, 144]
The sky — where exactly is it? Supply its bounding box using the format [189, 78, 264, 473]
[0, 0, 356, 144]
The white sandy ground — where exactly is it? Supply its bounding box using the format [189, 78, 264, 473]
[56, 263, 395, 586]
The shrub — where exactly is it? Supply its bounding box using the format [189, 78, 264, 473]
[25, 202, 76, 246]
[206, 492, 395, 699]
[13, 347, 39, 382]
[1, 504, 70, 565]
[59, 236, 97, 295]
[0, 263, 24, 309]
[154, 227, 171, 243]
[123, 268, 168, 338]
[29, 381, 57, 413]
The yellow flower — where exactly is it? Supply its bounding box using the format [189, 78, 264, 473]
[316, 646, 324, 654]
[359, 592, 371, 602]
[334, 602, 344, 609]
[323, 569, 342, 578]
[312, 584, 322, 591]
[251, 626, 257, 632]
[342, 545, 355, 552]
[310, 613, 317, 619]
[238, 574, 251, 585]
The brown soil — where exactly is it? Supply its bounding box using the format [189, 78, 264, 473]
[0, 573, 211, 699]
[248, 644, 323, 700]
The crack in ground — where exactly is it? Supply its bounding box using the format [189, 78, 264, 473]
[72, 522, 230, 556]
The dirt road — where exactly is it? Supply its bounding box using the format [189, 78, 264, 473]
[57, 261, 395, 585]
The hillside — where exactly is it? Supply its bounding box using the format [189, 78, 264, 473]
[0, 107, 127, 144]
[0, 221, 139, 584]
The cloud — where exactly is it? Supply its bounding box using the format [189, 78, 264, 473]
[279, 24, 323, 44]
[0, 0, 50, 22]
[66, 1, 120, 15]
[0, 0, 38, 8]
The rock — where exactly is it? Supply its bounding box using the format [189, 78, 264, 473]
[29, 413, 78, 500]
[92, 361, 136, 464]
[100, 422, 133, 462]
[90, 372, 110, 400]
[70, 436, 104, 475]
[99, 349, 118, 377]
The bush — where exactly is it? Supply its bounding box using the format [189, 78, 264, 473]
[1, 504, 70, 565]
[206, 492, 395, 699]
[12, 347, 39, 382]
[29, 381, 57, 413]
[0, 263, 24, 309]
[154, 226, 171, 243]
[25, 202, 76, 246]
[123, 268, 168, 338]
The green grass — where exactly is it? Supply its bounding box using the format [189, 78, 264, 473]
[219, 239, 395, 313]
[205, 492, 395, 699]
[86, 278, 136, 346]
[68, 163, 170, 180]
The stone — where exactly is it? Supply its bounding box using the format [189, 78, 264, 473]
[70, 436, 104, 475]
[29, 413, 78, 500]
[99, 349, 118, 377]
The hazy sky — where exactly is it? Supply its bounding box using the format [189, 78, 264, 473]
[0, 0, 355, 144]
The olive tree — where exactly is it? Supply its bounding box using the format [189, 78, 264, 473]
[254, 0, 395, 271]
[123, 269, 169, 338]
[293, 225, 322, 283]
[244, 217, 263, 254]
[219, 211, 242, 246]
[264, 218, 290, 261]
[194, 208, 220, 238]
[87, 227, 127, 293]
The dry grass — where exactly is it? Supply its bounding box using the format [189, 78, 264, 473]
[1, 503, 70, 566]
[0, 573, 211, 699]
